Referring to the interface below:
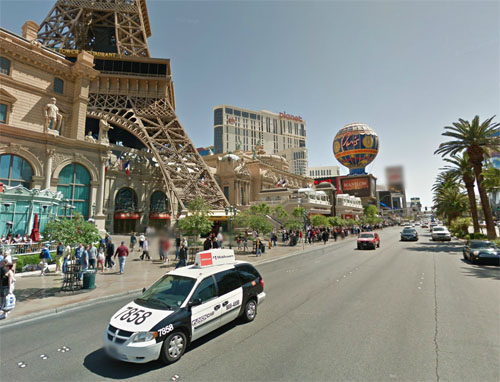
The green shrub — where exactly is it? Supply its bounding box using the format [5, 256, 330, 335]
[14, 251, 57, 273]
[466, 233, 487, 240]
[449, 217, 471, 239]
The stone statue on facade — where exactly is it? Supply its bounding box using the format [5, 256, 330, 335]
[44, 97, 62, 133]
[98, 119, 113, 145]
[84, 131, 96, 143]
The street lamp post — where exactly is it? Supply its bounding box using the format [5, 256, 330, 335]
[225, 205, 236, 249]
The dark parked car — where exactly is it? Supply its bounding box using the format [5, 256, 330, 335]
[401, 227, 418, 241]
[463, 240, 500, 265]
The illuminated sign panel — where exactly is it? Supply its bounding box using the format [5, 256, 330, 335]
[194, 249, 236, 268]
[279, 112, 303, 122]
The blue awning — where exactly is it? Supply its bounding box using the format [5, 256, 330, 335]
[380, 201, 392, 209]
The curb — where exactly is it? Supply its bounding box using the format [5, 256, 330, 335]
[1, 236, 357, 328]
[0, 288, 142, 330]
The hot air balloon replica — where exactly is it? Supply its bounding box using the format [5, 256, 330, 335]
[333, 123, 379, 175]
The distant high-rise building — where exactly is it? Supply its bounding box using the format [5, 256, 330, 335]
[213, 105, 308, 175]
[410, 197, 422, 211]
[308, 166, 340, 178]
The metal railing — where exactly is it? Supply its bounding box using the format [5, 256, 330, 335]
[0, 241, 57, 256]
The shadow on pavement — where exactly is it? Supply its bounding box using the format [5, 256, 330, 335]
[14, 287, 90, 302]
[83, 348, 164, 379]
[460, 259, 500, 280]
[403, 240, 462, 254]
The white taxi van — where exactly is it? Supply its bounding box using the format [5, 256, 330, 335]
[103, 249, 265, 364]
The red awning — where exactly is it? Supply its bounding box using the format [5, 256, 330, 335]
[114, 212, 140, 220]
[149, 213, 171, 220]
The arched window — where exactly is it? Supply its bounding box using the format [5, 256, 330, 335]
[150, 191, 168, 212]
[115, 187, 138, 212]
[0, 154, 33, 188]
[0, 57, 11, 76]
[57, 163, 90, 218]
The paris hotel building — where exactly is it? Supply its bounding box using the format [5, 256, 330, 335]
[213, 105, 308, 176]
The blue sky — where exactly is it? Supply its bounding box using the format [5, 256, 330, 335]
[1, 0, 498, 208]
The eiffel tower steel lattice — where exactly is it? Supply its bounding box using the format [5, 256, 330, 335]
[37, 0, 228, 211]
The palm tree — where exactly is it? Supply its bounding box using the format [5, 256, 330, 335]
[435, 116, 500, 239]
[441, 154, 480, 233]
[433, 185, 468, 226]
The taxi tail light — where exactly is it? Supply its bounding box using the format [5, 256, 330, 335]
[260, 278, 264, 288]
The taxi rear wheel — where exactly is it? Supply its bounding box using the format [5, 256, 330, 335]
[242, 299, 257, 323]
[160, 331, 187, 364]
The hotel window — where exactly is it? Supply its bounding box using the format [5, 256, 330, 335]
[234, 109, 241, 116]
[0, 104, 7, 124]
[225, 107, 233, 114]
[54, 77, 64, 94]
[242, 111, 249, 118]
[57, 163, 90, 218]
[0, 57, 11, 76]
[250, 113, 256, 119]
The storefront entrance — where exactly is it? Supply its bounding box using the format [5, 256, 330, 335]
[113, 218, 137, 234]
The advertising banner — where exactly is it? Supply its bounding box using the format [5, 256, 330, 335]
[341, 176, 371, 197]
[386, 166, 405, 195]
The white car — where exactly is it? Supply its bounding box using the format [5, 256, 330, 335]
[431, 226, 451, 241]
[103, 249, 265, 364]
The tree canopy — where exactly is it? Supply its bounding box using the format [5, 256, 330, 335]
[178, 197, 214, 237]
[43, 213, 100, 246]
[234, 204, 273, 235]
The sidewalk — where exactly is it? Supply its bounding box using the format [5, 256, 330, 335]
[1, 235, 357, 325]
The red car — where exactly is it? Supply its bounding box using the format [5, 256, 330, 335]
[357, 232, 380, 250]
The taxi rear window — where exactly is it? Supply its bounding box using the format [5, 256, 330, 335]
[235, 263, 261, 284]
[215, 269, 241, 296]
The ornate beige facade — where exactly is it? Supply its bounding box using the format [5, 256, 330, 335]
[1, 0, 230, 236]
[203, 147, 315, 209]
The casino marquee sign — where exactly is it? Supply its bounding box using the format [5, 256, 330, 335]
[333, 123, 379, 175]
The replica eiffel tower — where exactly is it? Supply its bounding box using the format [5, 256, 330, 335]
[37, 0, 228, 211]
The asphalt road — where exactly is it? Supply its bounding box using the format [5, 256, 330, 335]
[1, 227, 499, 382]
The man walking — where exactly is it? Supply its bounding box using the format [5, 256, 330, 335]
[114, 241, 129, 274]
[39, 244, 52, 276]
[130, 233, 137, 252]
[80, 245, 89, 280]
[88, 243, 97, 269]
[176, 241, 187, 268]
[175, 235, 181, 260]
[140, 238, 150, 261]
[105, 240, 115, 269]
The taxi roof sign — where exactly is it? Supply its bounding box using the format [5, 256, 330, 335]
[194, 249, 236, 268]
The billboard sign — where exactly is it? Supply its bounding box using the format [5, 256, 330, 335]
[341, 176, 371, 198]
[386, 166, 405, 195]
